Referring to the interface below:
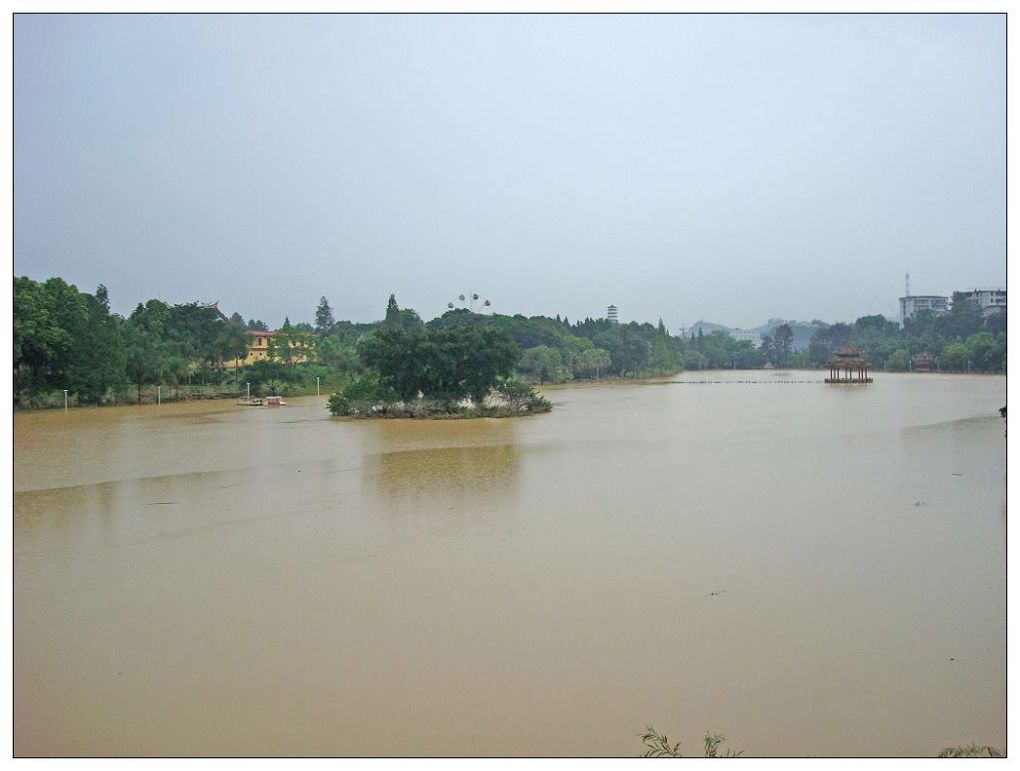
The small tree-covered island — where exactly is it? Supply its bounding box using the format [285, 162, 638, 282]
[327, 296, 551, 419]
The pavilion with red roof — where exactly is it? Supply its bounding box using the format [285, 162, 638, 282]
[825, 343, 872, 384]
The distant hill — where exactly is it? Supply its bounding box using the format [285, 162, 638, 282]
[686, 318, 827, 351]
[751, 319, 827, 351]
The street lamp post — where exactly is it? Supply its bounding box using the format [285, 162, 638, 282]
[316, 376, 320, 397]
[157, 385, 161, 406]
[247, 382, 251, 400]
[63, 389, 68, 412]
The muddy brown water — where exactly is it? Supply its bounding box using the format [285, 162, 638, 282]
[14, 372, 1005, 757]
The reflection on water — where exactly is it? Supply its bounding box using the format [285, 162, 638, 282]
[14, 374, 1006, 757]
[367, 444, 519, 498]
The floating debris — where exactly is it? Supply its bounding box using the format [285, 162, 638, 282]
[670, 380, 823, 385]
[706, 590, 727, 597]
[938, 745, 1004, 758]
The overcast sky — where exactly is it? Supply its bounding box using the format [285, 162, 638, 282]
[14, 13, 1005, 330]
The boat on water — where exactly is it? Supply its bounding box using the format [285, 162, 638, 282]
[236, 395, 287, 407]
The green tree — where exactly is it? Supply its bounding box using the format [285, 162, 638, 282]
[808, 322, 851, 366]
[357, 324, 431, 401]
[560, 334, 595, 376]
[326, 373, 397, 416]
[886, 349, 911, 372]
[314, 296, 335, 334]
[683, 349, 707, 371]
[244, 358, 298, 394]
[493, 377, 551, 413]
[647, 334, 681, 374]
[163, 302, 240, 371]
[591, 324, 650, 376]
[940, 341, 969, 371]
[14, 276, 72, 394]
[731, 339, 764, 368]
[985, 309, 1006, 335]
[518, 345, 564, 383]
[359, 313, 519, 407]
[383, 294, 423, 330]
[385, 294, 400, 324]
[770, 323, 794, 366]
[571, 346, 612, 379]
[315, 333, 361, 375]
[963, 331, 1004, 372]
[424, 325, 520, 405]
[268, 319, 316, 374]
[124, 299, 190, 400]
[73, 286, 129, 402]
[212, 320, 249, 367]
[701, 331, 738, 369]
[13, 277, 99, 399]
[939, 293, 984, 340]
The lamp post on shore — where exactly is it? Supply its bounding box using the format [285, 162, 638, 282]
[63, 390, 68, 412]
[316, 376, 320, 397]
[157, 385, 161, 406]
[246, 382, 251, 400]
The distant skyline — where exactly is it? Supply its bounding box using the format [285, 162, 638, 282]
[14, 14, 1005, 329]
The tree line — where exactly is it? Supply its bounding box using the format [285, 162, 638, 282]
[14, 276, 250, 406]
[13, 276, 1006, 409]
[804, 293, 1006, 373]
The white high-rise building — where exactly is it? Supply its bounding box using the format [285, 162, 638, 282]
[955, 288, 1006, 316]
[729, 328, 762, 348]
[899, 294, 949, 322]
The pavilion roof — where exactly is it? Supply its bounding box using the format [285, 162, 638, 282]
[835, 343, 864, 357]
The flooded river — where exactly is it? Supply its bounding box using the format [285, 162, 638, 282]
[14, 371, 1006, 757]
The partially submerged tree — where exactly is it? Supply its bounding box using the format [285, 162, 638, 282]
[358, 321, 519, 408]
[344, 296, 522, 413]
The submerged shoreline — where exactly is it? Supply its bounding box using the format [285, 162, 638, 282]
[13, 368, 1007, 412]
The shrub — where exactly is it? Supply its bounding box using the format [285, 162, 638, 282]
[327, 374, 399, 416]
[494, 378, 552, 414]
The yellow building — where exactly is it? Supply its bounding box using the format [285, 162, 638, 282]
[226, 330, 314, 368]
[245, 330, 275, 365]
[222, 330, 276, 369]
